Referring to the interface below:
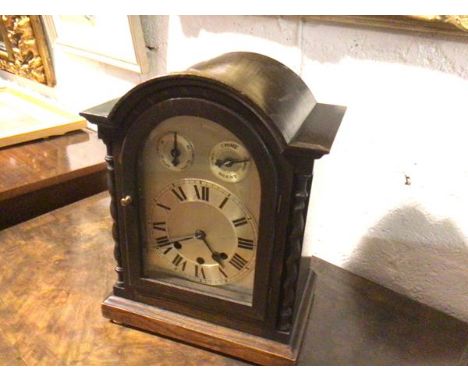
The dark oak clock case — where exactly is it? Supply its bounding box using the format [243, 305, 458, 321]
[81, 52, 346, 365]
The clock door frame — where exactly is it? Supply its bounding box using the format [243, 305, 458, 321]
[115, 92, 292, 341]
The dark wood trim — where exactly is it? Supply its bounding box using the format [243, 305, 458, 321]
[278, 172, 313, 331]
[0, 164, 106, 230]
[102, 268, 315, 366]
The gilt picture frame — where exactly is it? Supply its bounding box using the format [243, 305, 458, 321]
[306, 16, 468, 38]
[0, 16, 55, 86]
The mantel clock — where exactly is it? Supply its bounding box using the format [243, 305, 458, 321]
[81, 52, 345, 365]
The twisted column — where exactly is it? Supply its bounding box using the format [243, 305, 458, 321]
[104, 142, 124, 289]
[278, 172, 312, 331]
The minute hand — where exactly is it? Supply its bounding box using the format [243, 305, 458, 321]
[170, 132, 181, 166]
[156, 233, 195, 248]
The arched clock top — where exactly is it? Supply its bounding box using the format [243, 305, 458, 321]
[187, 52, 316, 143]
[81, 52, 345, 167]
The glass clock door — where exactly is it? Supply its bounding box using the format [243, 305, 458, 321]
[138, 116, 261, 305]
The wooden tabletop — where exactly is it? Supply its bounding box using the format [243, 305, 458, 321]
[0, 129, 106, 229]
[0, 192, 467, 365]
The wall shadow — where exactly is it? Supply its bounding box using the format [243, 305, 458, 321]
[346, 207, 468, 321]
[347, 205, 468, 323]
[300, 206, 468, 364]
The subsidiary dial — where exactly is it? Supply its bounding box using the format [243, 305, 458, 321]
[209, 141, 251, 183]
[157, 132, 194, 171]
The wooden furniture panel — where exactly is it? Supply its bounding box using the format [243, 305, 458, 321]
[0, 129, 107, 230]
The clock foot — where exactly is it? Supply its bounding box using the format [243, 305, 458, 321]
[101, 268, 316, 365]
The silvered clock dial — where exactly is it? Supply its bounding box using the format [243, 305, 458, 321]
[150, 179, 257, 285]
[209, 141, 251, 183]
[139, 115, 261, 305]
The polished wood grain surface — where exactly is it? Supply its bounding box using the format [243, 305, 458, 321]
[0, 129, 107, 229]
[0, 129, 104, 194]
[0, 193, 243, 366]
[0, 192, 466, 365]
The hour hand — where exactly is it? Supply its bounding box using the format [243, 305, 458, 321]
[194, 230, 228, 267]
[215, 158, 250, 168]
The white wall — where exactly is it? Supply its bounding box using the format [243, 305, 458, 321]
[151, 16, 468, 322]
[298, 20, 468, 321]
[3, 15, 467, 322]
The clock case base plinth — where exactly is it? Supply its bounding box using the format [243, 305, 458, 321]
[102, 268, 316, 366]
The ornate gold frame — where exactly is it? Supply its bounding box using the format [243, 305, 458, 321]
[305, 16, 468, 38]
[0, 15, 55, 86]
